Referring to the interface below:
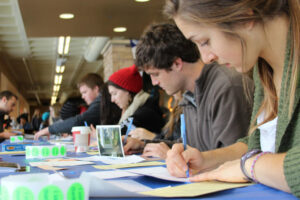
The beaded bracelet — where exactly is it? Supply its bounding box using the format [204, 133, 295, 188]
[240, 149, 261, 182]
[250, 151, 272, 183]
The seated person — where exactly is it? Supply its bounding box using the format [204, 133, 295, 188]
[124, 91, 183, 159]
[0, 91, 18, 142]
[124, 23, 253, 157]
[39, 112, 50, 130]
[31, 108, 42, 132]
[59, 97, 84, 120]
[17, 113, 33, 134]
[49, 102, 62, 125]
[108, 64, 165, 135]
[34, 73, 104, 140]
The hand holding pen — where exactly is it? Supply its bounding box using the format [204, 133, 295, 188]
[180, 114, 189, 178]
[166, 143, 205, 178]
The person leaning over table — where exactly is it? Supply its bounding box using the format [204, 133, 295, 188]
[34, 73, 104, 140]
[124, 90, 183, 158]
[0, 90, 18, 143]
[108, 64, 165, 136]
[164, 0, 300, 197]
[123, 23, 253, 158]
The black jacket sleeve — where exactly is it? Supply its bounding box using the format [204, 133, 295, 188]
[48, 95, 101, 134]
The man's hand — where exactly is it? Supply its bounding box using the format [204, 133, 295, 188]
[0, 131, 17, 139]
[34, 127, 50, 140]
[123, 137, 145, 155]
[129, 128, 156, 140]
[143, 142, 170, 159]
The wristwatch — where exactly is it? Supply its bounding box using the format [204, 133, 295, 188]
[240, 149, 261, 182]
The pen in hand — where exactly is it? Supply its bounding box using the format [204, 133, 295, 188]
[180, 114, 189, 178]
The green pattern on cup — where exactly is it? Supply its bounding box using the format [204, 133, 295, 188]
[11, 137, 15, 142]
[1, 186, 9, 200]
[17, 136, 23, 141]
[32, 147, 39, 156]
[52, 147, 59, 156]
[67, 182, 85, 200]
[13, 186, 34, 200]
[38, 185, 63, 200]
[42, 147, 50, 157]
[60, 146, 66, 155]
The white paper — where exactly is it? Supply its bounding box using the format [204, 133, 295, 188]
[74, 154, 145, 164]
[29, 160, 93, 167]
[0, 167, 17, 173]
[87, 173, 148, 197]
[107, 179, 152, 192]
[88, 170, 140, 179]
[127, 166, 189, 182]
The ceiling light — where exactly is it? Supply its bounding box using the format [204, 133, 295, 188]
[57, 36, 71, 55]
[113, 27, 127, 32]
[53, 85, 60, 92]
[51, 96, 57, 105]
[135, 0, 150, 2]
[56, 65, 65, 73]
[59, 13, 74, 19]
[52, 91, 58, 96]
[54, 75, 63, 84]
[58, 36, 65, 55]
[64, 36, 71, 54]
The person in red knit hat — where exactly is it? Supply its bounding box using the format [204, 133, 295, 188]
[108, 64, 164, 135]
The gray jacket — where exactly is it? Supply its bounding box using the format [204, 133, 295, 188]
[180, 64, 253, 151]
[48, 95, 101, 134]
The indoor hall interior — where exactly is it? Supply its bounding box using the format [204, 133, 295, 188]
[0, 0, 166, 118]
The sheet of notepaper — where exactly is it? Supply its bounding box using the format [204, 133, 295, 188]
[29, 160, 93, 167]
[88, 170, 140, 179]
[140, 181, 252, 197]
[126, 166, 189, 182]
[76, 155, 145, 164]
[93, 161, 165, 170]
[107, 179, 152, 193]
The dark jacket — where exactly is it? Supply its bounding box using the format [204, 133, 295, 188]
[120, 94, 164, 135]
[0, 111, 5, 143]
[48, 94, 101, 134]
[31, 116, 42, 131]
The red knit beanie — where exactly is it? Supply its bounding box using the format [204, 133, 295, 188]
[108, 64, 143, 93]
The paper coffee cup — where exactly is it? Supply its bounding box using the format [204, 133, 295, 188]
[71, 126, 91, 153]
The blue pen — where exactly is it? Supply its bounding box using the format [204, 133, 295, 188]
[123, 117, 133, 144]
[84, 121, 88, 127]
[180, 114, 189, 178]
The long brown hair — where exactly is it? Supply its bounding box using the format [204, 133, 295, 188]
[164, 97, 183, 139]
[164, 0, 300, 134]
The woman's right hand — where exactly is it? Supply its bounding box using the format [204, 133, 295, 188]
[166, 143, 205, 177]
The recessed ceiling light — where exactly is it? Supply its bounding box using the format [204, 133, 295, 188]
[113, 27, 127, 32]
[135, 0, 150, 2]
[59, 13, 74, 19]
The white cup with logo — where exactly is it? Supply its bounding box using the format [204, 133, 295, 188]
[71, 126, 91, 153]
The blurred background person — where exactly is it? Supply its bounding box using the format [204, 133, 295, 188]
[39, 111, 50, 130]
[49, 102, 62, 125]
[17, 113, 33, 133]
[124, 91, 183, 159]
[31, 108, 42, 132]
